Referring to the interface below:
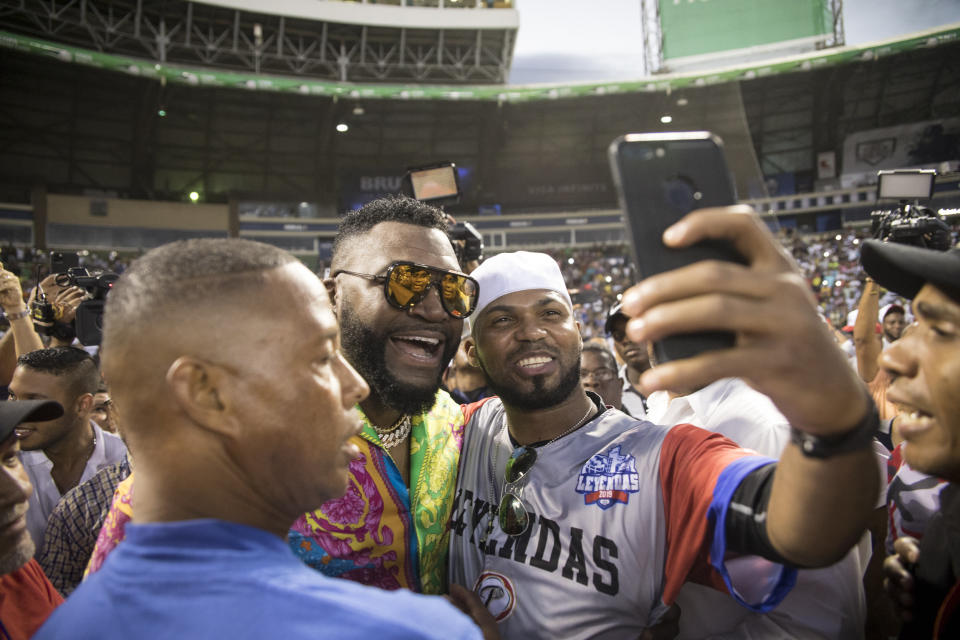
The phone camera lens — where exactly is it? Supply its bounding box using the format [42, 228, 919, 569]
[663, 176, 699, 213]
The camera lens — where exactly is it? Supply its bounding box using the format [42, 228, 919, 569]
[662, 176, 700, 214]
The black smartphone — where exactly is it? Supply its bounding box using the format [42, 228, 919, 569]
[50, 251, 79, 275]
[608, 131, 746, 364]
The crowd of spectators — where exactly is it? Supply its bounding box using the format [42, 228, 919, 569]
[549, 223, 960, 338]
[3, 219, 959, 340]
[0, 246, 130, 283]
[1, 195, 958, 639]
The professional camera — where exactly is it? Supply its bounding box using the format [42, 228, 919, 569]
[448, 221, 483, 265]
[32, 263, 118, 346]
[870, 170, 960, 251]
[58, 267, 118, 346]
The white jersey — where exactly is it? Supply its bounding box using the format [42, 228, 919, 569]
[449, 396, 793, 640]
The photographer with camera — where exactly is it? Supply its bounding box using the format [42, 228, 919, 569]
[31, 265, 117, 349]
[31, 273, 89, 348]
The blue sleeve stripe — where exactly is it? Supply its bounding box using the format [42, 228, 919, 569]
[708, 456, 797, 613]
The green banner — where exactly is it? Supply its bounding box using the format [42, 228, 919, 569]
[660, 0, 832, 60]
[0, 26, 957, 102]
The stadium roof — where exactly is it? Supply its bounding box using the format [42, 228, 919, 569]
[1, 23, 957, 102]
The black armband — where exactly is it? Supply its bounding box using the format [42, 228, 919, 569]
[724, 463, 794, 566]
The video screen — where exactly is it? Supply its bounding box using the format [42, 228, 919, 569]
[410, 165, 459, 201]
[877, 170, 935, 200]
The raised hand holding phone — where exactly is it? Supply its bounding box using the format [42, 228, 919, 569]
[608, 132, 746, 363]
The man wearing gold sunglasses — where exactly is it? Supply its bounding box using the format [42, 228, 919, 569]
[449, 207, 881, 638]
[290, 196, 480, 596]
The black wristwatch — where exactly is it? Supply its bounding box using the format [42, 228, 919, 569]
[790, 401, 879, 459]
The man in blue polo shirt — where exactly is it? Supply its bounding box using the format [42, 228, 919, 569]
[36, 239, 487, 640]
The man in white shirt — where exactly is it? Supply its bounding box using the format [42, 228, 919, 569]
[7, 346, 126, 550]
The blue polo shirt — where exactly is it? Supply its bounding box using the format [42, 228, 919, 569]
[37, 519, 481, 639]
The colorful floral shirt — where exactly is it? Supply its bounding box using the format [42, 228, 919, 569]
[84, 391, 466, 595]
[83, 473, 133, 578]
[289, 391, 465, 594]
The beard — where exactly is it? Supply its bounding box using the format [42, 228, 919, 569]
[339, 305, 457, 416]
[0, 532, 34, 575]
[479, 350, 583, 411]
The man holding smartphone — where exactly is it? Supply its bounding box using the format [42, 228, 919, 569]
[449, 207, 881, 638]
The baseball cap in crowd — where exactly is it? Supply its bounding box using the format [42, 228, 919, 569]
[469, 251, 572, 324]
[860, 239, 960, 303]
[0, 400, 63, 442]
[604, 304, 628, 336]
[842, 304, 907, 333]
[879, 303, 905, 321]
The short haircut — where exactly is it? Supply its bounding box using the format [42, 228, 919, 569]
[581, 343, 619, 372]
[332, 196, 448, 261]
[102, 238, 296, 350]
[17, 347, 100, 398]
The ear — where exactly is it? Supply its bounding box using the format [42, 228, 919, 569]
[75, 393, 94, 417]
[464, 336, 481, 368]
[165, 356, 239, 438]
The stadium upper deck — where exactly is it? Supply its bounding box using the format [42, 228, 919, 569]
[0, 0, 518, 84]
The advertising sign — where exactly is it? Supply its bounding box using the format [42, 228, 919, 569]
[841, 118, 960, 187]
[659, 0, 833, 65]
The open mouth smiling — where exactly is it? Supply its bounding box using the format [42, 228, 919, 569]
[389, 333, 444, 363]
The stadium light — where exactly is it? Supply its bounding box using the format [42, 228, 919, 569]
[336, 123, 349, 133]
[660, 115, 673, 124]
[189, 191, 200, 203]
[157, 109, 167, 117]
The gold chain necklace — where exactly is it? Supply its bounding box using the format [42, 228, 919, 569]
[375, 415, 412, 449]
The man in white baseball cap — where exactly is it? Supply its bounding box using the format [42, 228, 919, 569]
[449, 208, 881, 639]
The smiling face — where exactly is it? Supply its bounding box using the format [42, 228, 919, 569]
[469, 289, 583, 411]
[7, 368, 86, 452]
[0, 434, 34, 574]
[882, 284, 960, 482]
[883, 309, 906, 342]
[332, 221, 462, 416]
[409, 269, 431, 293]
